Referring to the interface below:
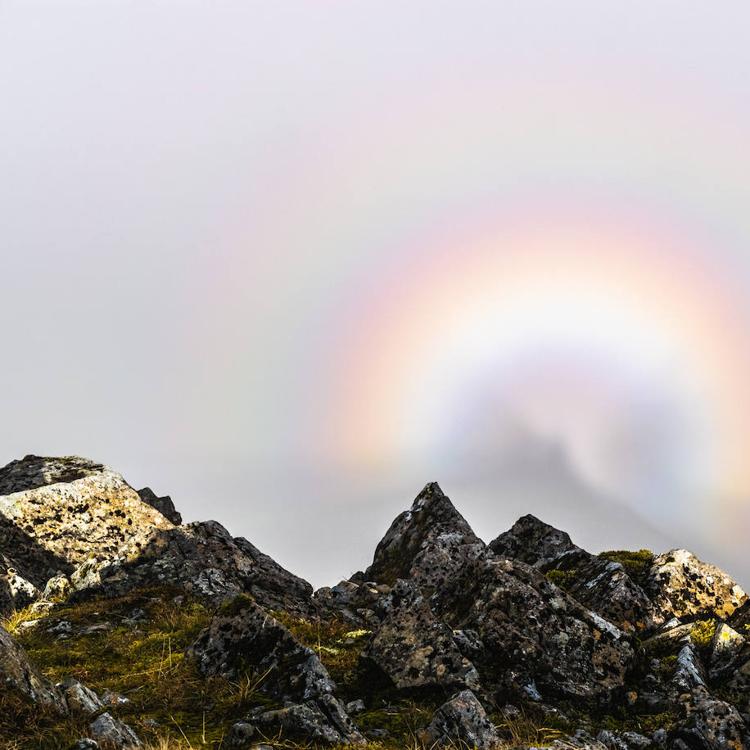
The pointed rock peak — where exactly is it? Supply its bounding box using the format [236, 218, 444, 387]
[364, 483, 484, 586]
[0, 455, 107, 496]
[489, 513, 581, 569]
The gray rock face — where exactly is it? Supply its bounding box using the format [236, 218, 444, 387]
[436, 555, 635, 701]
[0, 623, 65, 711]
[363, 579, 481, 691]
[422, 690, 500, 749]
[69, 519, 314, 615]
[490, 513, 580, 568]
[189, 595, 363, 745]
[364, 482, 486, 590]
[136, 487, 182, 525]
[491, 515, 655, 634]
[646, 549, 747, 621]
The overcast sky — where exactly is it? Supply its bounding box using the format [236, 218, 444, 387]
[2, 2, 750, 588]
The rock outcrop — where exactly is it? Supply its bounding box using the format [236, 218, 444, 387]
[1, 458, 750, 749]
[189, 593, 363, 745]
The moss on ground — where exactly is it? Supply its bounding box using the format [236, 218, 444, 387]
[598, 550, 654, 587]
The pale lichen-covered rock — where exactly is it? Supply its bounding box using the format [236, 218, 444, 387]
[0, 623, 65, 711]
[0, 455, 173, 580]
[69, 520, 313, 614]
[596, 729, 652, 749]
[422, 690, 500, 749]
[364, 579, 481, 691]
[709, 624, 746, 682]
[189, 595, 363, 745]
[364, 482, 486, 590]
[646, 549, 747, 621]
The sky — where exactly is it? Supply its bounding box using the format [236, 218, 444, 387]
[2, 2, 750, 588]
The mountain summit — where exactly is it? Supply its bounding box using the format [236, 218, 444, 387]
[1, 456, 749, 750]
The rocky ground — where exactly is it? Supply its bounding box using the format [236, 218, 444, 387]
[1, 457, 749, 749]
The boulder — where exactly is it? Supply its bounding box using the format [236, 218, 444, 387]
[136, 487, 182, 525]
[363, 579, 480, 691]
[189, 595, 363, 745]
[0, 455, 173, 580]
[69, 520, 314, 615]
[422, 690, 500, 749]
[671, 691, 747, 749]
[646, 549, 747, 621]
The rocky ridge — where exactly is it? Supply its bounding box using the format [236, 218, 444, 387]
[0, 455, 749, 750]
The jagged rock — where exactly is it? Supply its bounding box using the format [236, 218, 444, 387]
[0, 456, 173, 584]
[646, 549, 747, 621]
[189, 595, 363, 744]
[364, 579, 481, 691]
[88, 712, 141, 749]
[491, 516, 655, 633]
[314, 579, 387, 626]
[71, 741, 99, 750]
[422, 690, 500, 749]
[364, 482, 486, 590]
[69, 520, 313, 614]
[249, 696, 364, 746]
[0, 564, 40, 614]
[436, 555, 635, 701]
[0, 623, 65, 711]
[490, 514, 580, 568]
[136, 487, 182, 525]
[671, 644, 707, 697]
[544, 730, 608, 749]
[226, 721, 256, 747]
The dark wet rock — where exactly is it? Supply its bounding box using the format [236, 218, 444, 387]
[364, 579, 481, 691]
[0, 456, 173, 586]
[69, 519, 313, 615]
[189, 595, 363, 744]
[136, 487, 182, 525]
[490, 514, 580, 568]
[646, 549, 747, 622]
[0, 623, 65, 711]
[364, 482, 486, 590]
[422, 689, 500, 749]
[88, 712, 141, 749]
[436, 555, 635, 701]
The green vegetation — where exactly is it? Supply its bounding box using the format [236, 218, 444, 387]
[690, 619, 717, 650]
[598, 549, 654, 586]
[545, 568, 579, 590]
